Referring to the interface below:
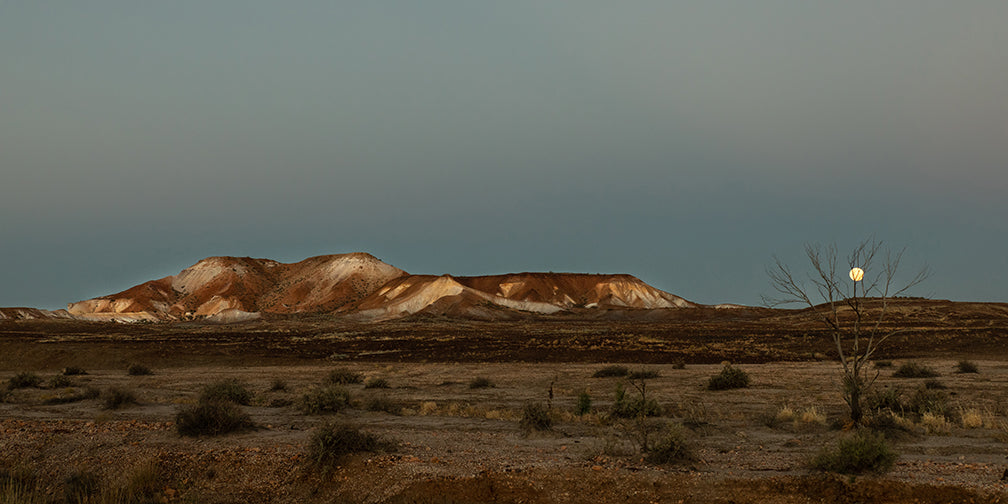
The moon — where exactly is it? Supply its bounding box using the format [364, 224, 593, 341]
[849, 267, 864, 282]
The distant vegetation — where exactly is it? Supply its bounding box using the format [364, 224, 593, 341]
[706, 364, 750, 390]
[811, 431, 896, 475]
[127, 364, 153, 376]
[892, 362, 939, 379]
[468, 377, 495, 389]
[592, 365, 628, 378]
[955, 360, 979, 374]
[306, 424, 393, 469]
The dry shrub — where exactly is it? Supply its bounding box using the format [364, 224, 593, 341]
[959, 408, 985, 429]
[325, 369, 362, 385]
[920, 412, 951, 434]
[892, 362, 938, 379]
[7, 372, 41, 389]
[468, 377, 495, 389]
[419, 401, 438, 416]
[955, 360, 979, 374]
[519, 402, 552, 432]
[127, 364, 153, 376]
[592, 366, 628, 378]
[706, 364, 750, 390]
[645, 424, 693, 464]
[306, 423, 393, 469]
[300, 386, 351, 414]
[811, 431, 897, 475]
[799, 406, 827, 426]
[200, 379, 253, 405]
[175, 401, 253, 436]
[102, 387, 138, 410]
[364, 378, 390, 389]
[775, 405, 796, 423]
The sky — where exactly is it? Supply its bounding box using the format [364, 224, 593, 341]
[3, 1, 1007, 310]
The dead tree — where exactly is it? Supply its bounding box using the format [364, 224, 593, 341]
[765, 239, 929, 425]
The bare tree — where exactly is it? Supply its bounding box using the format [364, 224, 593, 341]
[765, 238, 930, 425]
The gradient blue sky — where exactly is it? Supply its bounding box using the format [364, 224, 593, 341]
[3, 1, 1007, 309]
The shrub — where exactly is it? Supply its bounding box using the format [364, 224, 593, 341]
[8, 372, 41, 389]
[306, 424, 392, 468]
[300, 386, 351, 414]
[628, 369, 660, 380]
[706, 364, 750, 390]
[811, 431, 897, 474]
[127, 364, 153, 376]
[873, 360, 893, 368]
[574, 391, 592, 416]
[610, 383, 661, 419]
[62, 367, 87, 376]
[907, 387, 951, 419]
[892, 362, 938, 379]
[955, 360, 979, 374]
[468, 377, 495, 389]
[200, 379, 253, 405]
[48, 375, 75, 388]
[269, 378, 288, 392]
[364, 378, 390, 389]
[63, 470, 100, 503]
[645, 424, 693, 464]
[592, 365, 628, 378]
[519, 402, 552, 432]
[923, 379, 946, 390]
[175, 401, 253, 436]
[102, 387, 138, 410]
[325, 369, 362, 385]
[865, 387, 903, 413]
[672, 360, 686, 370]
[364, 396, 401, 415]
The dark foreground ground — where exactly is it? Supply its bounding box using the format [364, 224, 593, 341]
[2, 300, 1008, 503]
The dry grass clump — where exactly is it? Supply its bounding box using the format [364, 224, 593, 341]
[48, 375, 75, 389]
[706, 364, 750, 390]
[644, 424, 694, 465]
[364, 377, 390, 389]
[199, 379, 253, 405]
[306, 423, 394, 469]
[592, 365, 629, 378]
[175, 401, 254, 436]
[892, 362, 939, 379]
[519, 402, 552, 432]
[7, 372, 41, 390]
[364, 395, 401, 415]
[325, 369, 362, 385]
[102, 387, 138, 410]
[126, 364, 153, 376]
[468, 377, 495, 389]
[268, 378, 288, 392]
[955, 360, 979, 374]
[300, 385, 351, 414]
[811, 431, 897, 475]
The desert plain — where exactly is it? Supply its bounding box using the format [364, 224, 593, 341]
[3, 302, 1008, 503]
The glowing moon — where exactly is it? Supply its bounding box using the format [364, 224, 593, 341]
[849, 267, 864, 282]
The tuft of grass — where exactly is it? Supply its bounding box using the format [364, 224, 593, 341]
[906, 387, 951, 420]
[955, 360, 979, 374]
[269, 378, 288, 392]
[48, 375, 75, 389]
[865, 387, 903, 414]
[300, 385, 351, 414]
[811, 430, 897, 475]
[574, 391, 592, 416]
[325, 369, 363, 385]
[706, 364, 750, 390]
[199, 379, 253, 405]
[519, 402, 553, 432]
[645, 424, 693, 464]
[468, 377, 495, 389]
[127, 364, 153, 376]
[306, 423, 393, 468]
[364, 395, 401, 415]
[175, 401, 254, 436]
[628, 369, 660, 380]
[102, 387, 138, 410]
[892, 362, 939, 379]
[8, 372, 42, 389]
[592, 365, 629, 378]
[63, 470, 100, 503]
[62, 367, 87, 376]
[364, 378, 390, 389]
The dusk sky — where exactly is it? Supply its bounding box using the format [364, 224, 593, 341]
[3, 2, 1007, 310]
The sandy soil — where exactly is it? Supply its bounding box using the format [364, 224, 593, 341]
[3, 357, 1008, 503]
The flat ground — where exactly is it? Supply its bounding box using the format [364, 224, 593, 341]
[2, 307, 1008, 503]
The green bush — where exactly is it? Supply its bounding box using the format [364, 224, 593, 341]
[519, 402, 552, 432]
[200, 379, 253, 405]
[468, 377, 495, 389]
[892, 362, 938, 378]
[325, 369, 362, 385]
[127, 364, 153, 376]
[574, 391, 592, 416]
[628, 369, 660, 380]
[8, 372, 41, 389]
[955, 360, 979, 374]
[706, 364, 750, 390]
[62, 367, 87, 376]
[592, 365, 628, 378]
[102, 387, 138, 410]
[175, 401, 254, 436]
[306, 424, 392, 468]
[300, 386, 351, 414]
[364, 378, 390, 389]
[645, 425, 693, 464]
[811, 431, 897, 474]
